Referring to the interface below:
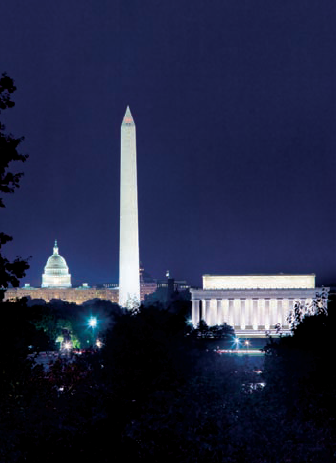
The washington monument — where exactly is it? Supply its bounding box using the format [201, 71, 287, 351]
[119, 106, 140, 308]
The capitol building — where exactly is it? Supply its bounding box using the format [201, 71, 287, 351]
[4, 240, 156, 304]
[41, 241, 72, 288]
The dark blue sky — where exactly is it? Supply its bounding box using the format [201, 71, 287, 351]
[1, 0, 335, 287]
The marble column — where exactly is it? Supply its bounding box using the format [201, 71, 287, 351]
[252, 299, 258, 330]
[201, 300, 206, 324]
[192, 299, 200, 327]
[283, 299, 290, 327]
[209, 299, 217, 326]
[205, 300, 211, 326]
[223, 299, 229, 325]
[258, 299, 265, 329]
[288, 298, 294, 327]
[270, 299, 277, 326]
[234, 299, 241, 329]
[265, 299, 270, 330]
[228, 299, 234, 326]
[276, 299, 283, 326]
[240, 299, 245, 330]
[217, 300, 224, 325]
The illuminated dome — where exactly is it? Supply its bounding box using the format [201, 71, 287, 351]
[42, 240, 72, 288]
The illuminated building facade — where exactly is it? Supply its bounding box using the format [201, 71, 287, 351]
[119, 106, 141, 308]
[191, 274, 328, 336]
[42, 240, 71, 288]
[4, 285, 119, 304]
[139, 264, 157, 301]
[4, 269, 156, 305]
[4, 282, 158, 305]
[4, 238, 157, 305]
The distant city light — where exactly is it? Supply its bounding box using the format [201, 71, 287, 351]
[64, 341, 72, 350]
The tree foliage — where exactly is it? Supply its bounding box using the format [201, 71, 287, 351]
[0, 73, 29, 299]
[192, 319, 235, 339]
[0, 299, 52, 402]
[287, 287, 329, 331]
[2, 291, 336, 461]
[0, 73, 28, 207]
[261, 294, 336, 460]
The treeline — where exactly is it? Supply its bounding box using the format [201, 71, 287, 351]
[1, 295, 336, 462]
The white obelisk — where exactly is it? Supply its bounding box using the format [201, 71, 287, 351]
[119, 106, 140, 308]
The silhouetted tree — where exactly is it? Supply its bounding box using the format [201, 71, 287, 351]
[192, 320, 234, 340]
[0, 299, 51, 404]
[287, 286, 329, 331]
[260, 293, 336, 460]
[0, 73, 29, 300]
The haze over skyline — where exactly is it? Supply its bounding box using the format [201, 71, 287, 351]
[1, 1, 335, 288]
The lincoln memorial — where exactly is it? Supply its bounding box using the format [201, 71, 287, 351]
[191, 274, 327, 336]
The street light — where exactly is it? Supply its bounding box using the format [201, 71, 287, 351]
[244, 340, 250, 352]
[88, 317, 97, 328]
[234, 338, 240, 350]
[88, 317, 97, 347]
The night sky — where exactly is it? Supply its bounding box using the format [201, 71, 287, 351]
[1, 0, 335, 288]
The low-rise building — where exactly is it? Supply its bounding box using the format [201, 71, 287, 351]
[191, 274, 328, 337]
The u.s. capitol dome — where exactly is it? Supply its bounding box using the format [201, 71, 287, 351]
[41, 240, 72, 288]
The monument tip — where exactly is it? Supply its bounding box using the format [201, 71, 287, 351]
[122, 106, 134, 124]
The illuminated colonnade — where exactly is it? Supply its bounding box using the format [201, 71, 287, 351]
[191, 274, 323, 336]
